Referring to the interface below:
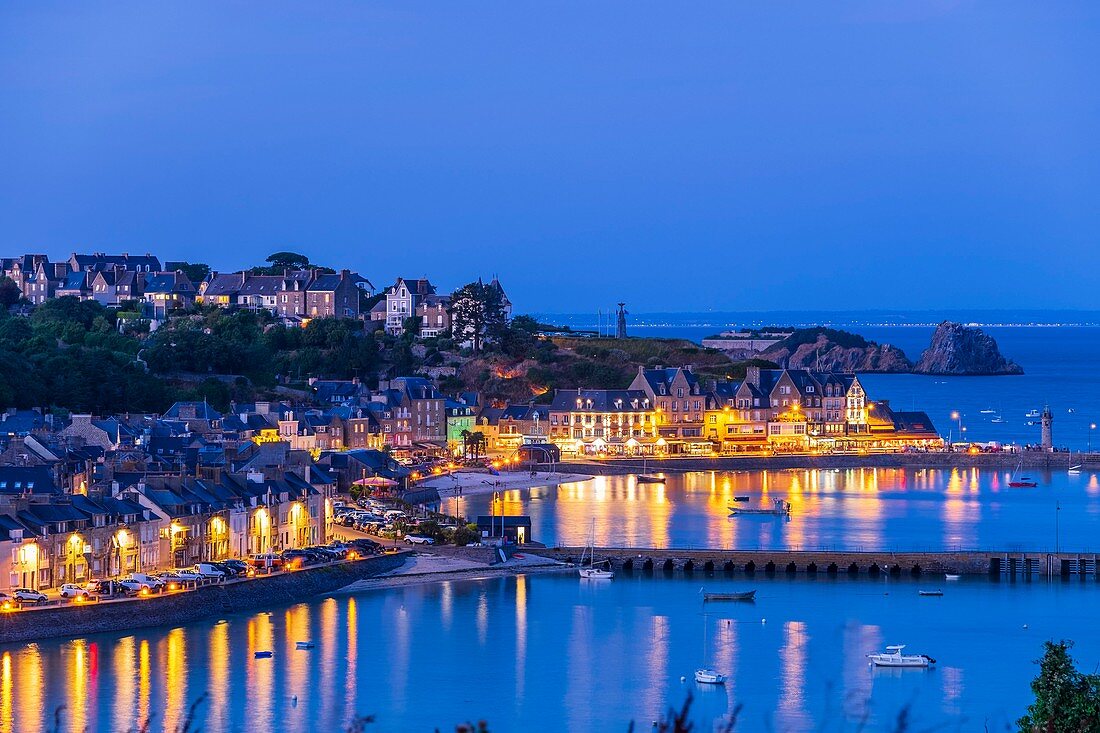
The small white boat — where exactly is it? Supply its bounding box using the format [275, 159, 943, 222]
[979, 408, 995, 414]
[578, 520, 614, 579]
[694, 668, 726, 684]
[1069, 465, 1082, 474]
[1026, 409, 1040, 418]
[579, 566, 614, 579]
[867, 645, 935, 668]
[945, 574, 960, 581]
[991, 417, 1005, 424]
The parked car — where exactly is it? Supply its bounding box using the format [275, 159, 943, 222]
[173, 569, 204, 581]
[13, 588, 48, 604]
[59, 584, 91, 600]
[404, 534, 435, 545]
[116, 578, 156, 595]
[154, 571, 187, 589]
[131, 573, 166, 590]
[221, 559, 249, 574]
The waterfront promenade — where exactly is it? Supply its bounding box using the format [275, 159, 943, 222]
[550, 449, 1084, 475]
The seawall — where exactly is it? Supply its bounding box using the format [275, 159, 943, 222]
[0, 553, 408, 645]
[551, 451, 1078, 475]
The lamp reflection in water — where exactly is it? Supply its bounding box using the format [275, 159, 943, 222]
[344, 597, 358, 719]
[515, 574, 528, 701]
[68, 639, 87, 732]
[1, 652, 12, 733]
[162, 628, 187, 732]
[209, 616, 230, 733]
[16, 644, 42, 733]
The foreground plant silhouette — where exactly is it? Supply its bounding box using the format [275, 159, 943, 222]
[1018, 640, 1100, 733]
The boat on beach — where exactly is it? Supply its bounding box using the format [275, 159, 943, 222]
[867, 645, 935, 668]
[703, 590, 756, 602]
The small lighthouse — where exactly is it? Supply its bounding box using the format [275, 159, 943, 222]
[1041, 405, 1053, 452]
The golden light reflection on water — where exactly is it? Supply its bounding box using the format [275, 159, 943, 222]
[0, 652, 12, 733]
[344, 597, 358, 720]
[161, 627, 187, 732]
[16, 644, 42, 733]
[319, 598, 337, 717]
[68, 639, 87, 732]
[246, 615, 273, 728]
[208, 620, 229, 733]
[515, 575, 527, 701]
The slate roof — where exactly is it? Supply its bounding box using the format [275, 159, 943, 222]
[0, 466, 59, 495]
[549, 389, 652, 412]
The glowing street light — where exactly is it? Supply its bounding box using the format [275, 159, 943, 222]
[1090, 423, 1097, 453]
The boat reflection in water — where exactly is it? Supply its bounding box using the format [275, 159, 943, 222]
[0, 571, 1087, 732]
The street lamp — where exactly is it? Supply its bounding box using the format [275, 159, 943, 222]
[1090, 423, 1097, 453]
[950, 411, 962, 444]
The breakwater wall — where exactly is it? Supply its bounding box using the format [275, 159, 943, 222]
[551, 451, 1080, 476]
[0, 553, 408, 645]
[542, 546, 1100, 579]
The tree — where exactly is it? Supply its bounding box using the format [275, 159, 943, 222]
[266, 251, 311, 269]
[450, 280, 507, 354]
[173, 261, 211, 284]
[0, 277, 20, 308]
[1019, 640, 1100, 732]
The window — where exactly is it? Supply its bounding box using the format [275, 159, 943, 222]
[677, 388, 684, 398]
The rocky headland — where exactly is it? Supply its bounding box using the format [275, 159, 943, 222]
[913, 321, 1023, 375]
[760, 329, 913, 373]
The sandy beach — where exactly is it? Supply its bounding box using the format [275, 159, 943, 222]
[418, 470, 592, 498]
[339, 550, 570, 591]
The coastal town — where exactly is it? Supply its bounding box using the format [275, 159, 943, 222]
[0, 249, 956, 599]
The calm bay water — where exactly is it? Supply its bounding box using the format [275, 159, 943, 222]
[460, 467, 1100, 551]
[4, 572, 1097, 732]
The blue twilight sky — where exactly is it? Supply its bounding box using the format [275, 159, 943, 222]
[2, 2, 1100, 314]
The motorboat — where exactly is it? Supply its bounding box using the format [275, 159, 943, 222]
[991, 416, 1005, 424]
[1069, 465, 1082, 475]
[979, 408, 995, 414]
[694, 668, 726, 684]
[945, 574, 960, 581]
[867, 645, 935, 668]
[703, 590, 756, 602]
[1026, 409, 1041, 418]
[295, 641, 315, 650]
[254, 651, 274, 659]
[918, 590, 944, 597]
[729, 498, 791, 517]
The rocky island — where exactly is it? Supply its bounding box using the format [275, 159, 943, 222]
[913, 321, 1024, 375]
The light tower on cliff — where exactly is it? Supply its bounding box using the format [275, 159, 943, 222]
[1041, 405, 1054, 452]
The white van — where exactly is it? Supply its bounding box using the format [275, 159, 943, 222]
[194, 563, 226, 579]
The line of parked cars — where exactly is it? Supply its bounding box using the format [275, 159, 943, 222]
[332, 500, 409, 535]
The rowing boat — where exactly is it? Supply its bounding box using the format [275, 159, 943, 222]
[703, 590, 756, 602]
